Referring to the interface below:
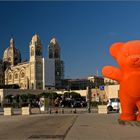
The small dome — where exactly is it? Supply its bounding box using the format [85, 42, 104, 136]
[3, 37, 21, 64]
[50, 38, 57, 44]
[31, 34, 41, 44]
[50, 38, 59, 45]
[10, 37, 14, 44]
[49, 38, 60, 49]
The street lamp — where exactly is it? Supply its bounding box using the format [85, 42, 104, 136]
[86, 86, 91, 113]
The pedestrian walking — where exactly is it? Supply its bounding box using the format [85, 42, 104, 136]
[54, 97, 60, 113]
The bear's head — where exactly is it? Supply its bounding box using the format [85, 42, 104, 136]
[110, 40, 140, 69]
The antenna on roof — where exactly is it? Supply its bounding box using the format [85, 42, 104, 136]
[96, 69, 98, 76]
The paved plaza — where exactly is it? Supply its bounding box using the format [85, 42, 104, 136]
[0, 114, 76, 140]
[0, 113, 140, 140]
[65, 114, 140, 140]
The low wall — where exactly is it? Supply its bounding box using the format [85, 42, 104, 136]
[0, 89, 48, 106]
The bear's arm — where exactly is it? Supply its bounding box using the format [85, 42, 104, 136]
[102, 66, 122, 82]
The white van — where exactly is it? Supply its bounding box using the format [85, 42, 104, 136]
[107, 98, 120, 113]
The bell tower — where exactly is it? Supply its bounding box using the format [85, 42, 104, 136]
[9, 37, 15, 66]
[45, 38, 64, 89]
[48, 38, 60, 59]
[29, 34, 43, 89]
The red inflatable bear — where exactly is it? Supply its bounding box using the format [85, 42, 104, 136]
[102, 40, 140, 121]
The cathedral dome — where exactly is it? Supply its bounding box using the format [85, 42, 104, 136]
[3, 37, 21, 65]
[3, 49, 8, 61]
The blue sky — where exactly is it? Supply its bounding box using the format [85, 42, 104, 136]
[1, 1, 140, 78]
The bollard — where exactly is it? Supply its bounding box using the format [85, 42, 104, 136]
[73, 108, 76, 114]
[49, 107, 51, 114]
[55, 108, 58, 113]
[87, 107, 91, 113]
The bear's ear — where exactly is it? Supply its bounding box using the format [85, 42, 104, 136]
[110, 42, 124, 58]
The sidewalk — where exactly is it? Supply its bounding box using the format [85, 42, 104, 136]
[65, 113, 140, 140]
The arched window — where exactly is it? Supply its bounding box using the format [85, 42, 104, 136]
[20, 70, 25, 78]
[54, 49, 59, 58]
[36, 46, 42, 56]
[14, 73, 18, 79]
[21, 72, 25, 78]
[49, 49, 53, 58]
[20, 83, 23, 88]
[8, 74, 12, 80]
[31, 47, 34, 56]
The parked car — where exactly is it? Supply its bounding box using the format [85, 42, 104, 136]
[107, 98, 120, 113]
[71, 99, 81, 108]
[60, 98, 74, 108]
[60, 98, 86, 108]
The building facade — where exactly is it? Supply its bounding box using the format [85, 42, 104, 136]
[0, 34, 64, 90]
[104, 77, 118, 85]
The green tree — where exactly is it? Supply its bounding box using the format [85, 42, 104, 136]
[40, 92, 58, 99]
[5, 94, 13, 103]
[64, 92, 81, 99]
[70, 92, 81, 98]
[20, 94, 28, 102]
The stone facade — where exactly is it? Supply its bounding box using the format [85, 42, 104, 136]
[5, 62, 30, 89]
[0, 34, 64, 90]
[0, 59, 4, 86]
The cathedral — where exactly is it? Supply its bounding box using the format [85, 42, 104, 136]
[0, 34, 64, 90]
